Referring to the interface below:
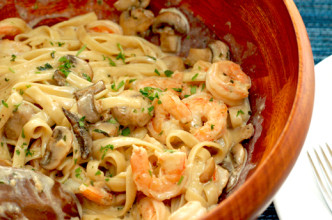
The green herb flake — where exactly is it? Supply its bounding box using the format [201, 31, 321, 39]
[116, 43, 126, 63]
[10, 54, 16, 62]
[26, 85, 31, 88]
[82, 73, 92, 82]
[8, 67, 15, 73]
[16, 150, 20, 155]
[100, 144, 115, 159]
[157, 100, 162, 104]
[76, 44, 87, 56]
[177, 176, 184, 185]
[57, 42, 65, 47]
[105, 178, 110, 182]
[107, 57, 116, 66]
[93, 129, 110, 137]
[209, 97, 213, 102]
[191, 73, 199, 81]
[1, 100, 8, 108]
[148, 170, 152, 176]
[129, 78, 136, 83]
[33, 2, 38, 10]
[172, 88, 182, 92]
[190, 85, 197, 95]
[164, 149, 175, 153]
[230, 79, 234, 84]
[164, 70, 174, 77]
[158, 130, 164, 136]
[13, 103, 21, 112]
[25, 149, 33, 157]
[121, 127, 130, 136]
[154, 69, 161, 76]
[37, 63, 53, 71]
[97, 0, 103, 5]
[147, 55, 156, 61]
[50, 51, 55, 58]
[4, 78, 9, 82]
[21, 129, 26, 138]
[79, 116, 86, 128]
[63, 135, 67, 141]
[74, 158, 77, 164]
[184, 94, 190, 98]
[201, 83, 206, 91]
[211, 124, 215, 130]
[75, 167, 82, 179]
[95, 170, 102, 176]
[237, 109, 245, 117]
[108, 118, 118, 124]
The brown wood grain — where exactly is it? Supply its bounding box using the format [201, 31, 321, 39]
[0, 0, 314, 219]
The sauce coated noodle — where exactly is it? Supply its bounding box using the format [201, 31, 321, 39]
[0, 2, 254, 219]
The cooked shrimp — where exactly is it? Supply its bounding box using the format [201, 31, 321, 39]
[206, 60, 251, 106]
[133, 73, 183, 93]
[86, 20, 123, 35]
[183, 93, 228, 141]
[79, 183, 113, 206]
[131, 146, 187, 201]
[147, 91, 191, 143]
[0, 18, 30, 39]
[137, 197, 170, 220]
[0, 39, 31, 56]
[168, 201, 207, 220]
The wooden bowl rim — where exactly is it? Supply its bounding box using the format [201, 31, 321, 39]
[203, 0, 315, 219]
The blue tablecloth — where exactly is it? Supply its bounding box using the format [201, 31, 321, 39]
[259, 0, 332, 219]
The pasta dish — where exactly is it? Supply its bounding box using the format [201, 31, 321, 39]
[0, 1, 254, 219]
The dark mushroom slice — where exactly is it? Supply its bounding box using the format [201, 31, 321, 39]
[4, 102, 37, 139]
[0, 166, 80, 219]
[111, 90, 153, 127]
[185, 48, 212, 66]
[53, 69, 67, 86]
[62, 108, 92, 160]
[74, 81, 106, 123]
[119, 8, 154, 37]
[74, 80, 106, 99]
[40, 126, 73, 170]
[114, 0, 150, 11]
[152, 8, 189, 53]
[208, 40, 230, 62]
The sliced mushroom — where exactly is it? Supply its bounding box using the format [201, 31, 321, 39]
[161, 55, 185, 72]
[74, 80, 106, 99]
[185, 48, 212, 66]
[199, 157, 216, 183]
[111, 90, 153, 127]
[114, 0, 150, 11]
[4, 102, 37, 139]
[208, 40, 230, 62]
[152, 8, 190, 53]
[53, 69, 67, 86]
[62, 108, 92, 160]
[75, 81, 105, 123]
[0, 166, 80, 219]
[40, 126, 73, 170]
[119, 8, 154, 36]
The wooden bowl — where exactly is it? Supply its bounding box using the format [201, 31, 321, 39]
[0, 0, 314, 219]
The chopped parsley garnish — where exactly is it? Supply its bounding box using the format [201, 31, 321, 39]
[108, 118, 118, 124]
[164, 70, 174, 77]
[25, 149, 33, 157]
[93, 129, 110, 137]
[108, 57, 116, 66]
[82, 73, 92, 82]
[95, 170, 102, 176]
[13, 103, 21, 112]
[201, 83, 206, 91]
[26, 85, 31, 88]
[58, 56, 73, 77]
[157, 100, 162, 104]
[211, 124, 215, 130]
[36, 63, 53, 71]
[139, 87, 162, 101]
[63, 135, 66, 141]
[164, 149, 175, 153]
[148, 170, 152, 176]
[116, 43, 126, 63]
[129, 78, 136, 83]
[111, 80, 125, 91]
[97, 0, 103, 5]
[21, 129, 25, 138]
[79, 116, 86, 128]
[148, 106, 154, 115]
[8, 67, 15, 73]
[50, 51, 55, 58]
[100, 144, 114, 159]
[177, 176, 184, 185]
[33, 3, 38, 9]
[76, 44, 87, 56]
[209, 97, 213, 102]
[75, 167, 82, 179]
[172, 88, 182, 92]
[184, 94, 190, 98]
[57, 42, 65, 47]
[121, 127, 130, 136]
[154, 69, 161, 76]
[191, 73, 199, 81]
[1, 100, 8, 108]
[158, 130, 164, 136]
[147, 55, 156, 60]
[4, 78, 9, 82]
[237, 109, 245, 117]
[190, 85, 197, 95]
[230, 79, 234, 84]
[10, 54, 16, 62]
[16, 150, 20, 155]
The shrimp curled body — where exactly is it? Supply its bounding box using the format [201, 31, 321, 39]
[206, 60, 251, 106]
[131, 146, 187, 201]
